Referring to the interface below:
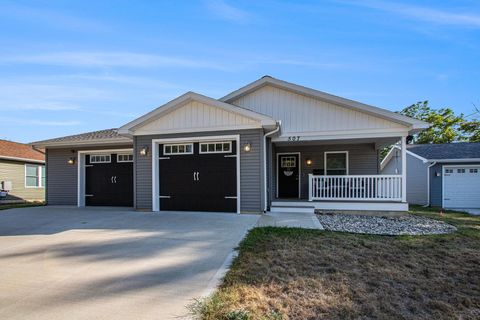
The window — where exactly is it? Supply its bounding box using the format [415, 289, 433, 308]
[117, 154, 133, 163]
[90, 154, 111, 163]
[445, 169, 453, 174]
[200, 141, 231, 154]
[470, 168, 478, 173]
[325, 151, 348, 175]
[163, 143, 193, 155]
[25, 164, 45, 188]
[281, 156, 296, 168]
[457, 168, 466, 173]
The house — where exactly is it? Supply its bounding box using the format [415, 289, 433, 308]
[31, 76, 428, 213]
[381, 142, 480, 209]
[0, 139, 45, 203]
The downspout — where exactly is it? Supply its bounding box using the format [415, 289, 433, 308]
[263, 121, 281, 212]
[425, 161, 436, 207]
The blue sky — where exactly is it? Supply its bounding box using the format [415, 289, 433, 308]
[1, 0, 479, 143]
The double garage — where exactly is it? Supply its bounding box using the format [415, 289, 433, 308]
[81, 137, 238, 213]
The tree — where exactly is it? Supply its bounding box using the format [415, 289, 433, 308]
[460, 104, 480, 142]
[399, 101, 466, 144]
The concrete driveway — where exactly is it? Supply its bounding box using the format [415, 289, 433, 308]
[0, 206, 259, 320]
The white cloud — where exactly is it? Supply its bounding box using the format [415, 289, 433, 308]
[0, 52, 231, 70]
[204, 0, 250, 23]
[341, 0, 480, 28]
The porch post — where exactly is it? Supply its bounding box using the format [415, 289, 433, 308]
[308, 173, 312, 201]
[401, 136, 407, 202]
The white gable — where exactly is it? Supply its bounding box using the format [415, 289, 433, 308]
[231, 85, 406, 136]
[134, 100, 262, 135]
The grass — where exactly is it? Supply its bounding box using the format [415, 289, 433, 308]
[192, 207, 480, 320]
[0, 201, 45, 210]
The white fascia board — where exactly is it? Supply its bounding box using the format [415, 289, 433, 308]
[0, 155, 45, 164]
[221, 76, 429, 130]
[118, 91, 276, 135]
[430, 158, 480, 163]
[380, 145, 429, 171]
[31, 138, 133, 149]
[272, 128, 410, 142]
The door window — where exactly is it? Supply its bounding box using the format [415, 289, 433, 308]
[281, 156, 296, 168]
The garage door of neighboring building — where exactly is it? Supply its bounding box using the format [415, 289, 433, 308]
[443, 165, 480, 208]
[159, 140, 237, 212]
[85, 153, 134, 206]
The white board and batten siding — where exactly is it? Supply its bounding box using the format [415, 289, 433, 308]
[231, 85, 407, 139]
[134, 100, 261, 135]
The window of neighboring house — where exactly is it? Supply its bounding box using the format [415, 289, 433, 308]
[325, 151, 348, 175]
[25, 164, 45, 188]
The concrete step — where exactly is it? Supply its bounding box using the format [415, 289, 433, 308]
[270, 206, 315, 214]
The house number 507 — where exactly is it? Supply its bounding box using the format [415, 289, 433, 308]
[287, 136, 300, 141]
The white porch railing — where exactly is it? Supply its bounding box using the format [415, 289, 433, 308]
[308, 174, 403, 201]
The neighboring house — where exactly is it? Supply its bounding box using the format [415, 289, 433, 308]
[381, 142, 480, 209]
[0, 139, 45, 203]
[32, 76, 428, 213]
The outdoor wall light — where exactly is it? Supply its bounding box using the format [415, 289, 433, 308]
[243, 143, 251, 152]
[67, 157, 75, 165]
[306, 158, 313, 166]
[139, 146, 149, 156]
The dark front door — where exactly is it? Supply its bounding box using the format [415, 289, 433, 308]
[277, 154, 300, 198]
[85, 154, 134, 206]
[159, 141, 237, 212]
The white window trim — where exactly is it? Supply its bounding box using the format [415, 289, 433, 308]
[324, 151, 349, 175]
[163, 143, 194, 155]
[89, 154, 112, 164]
[117, 153, 133, 163]
[25, 164, 45, 188]
[199, 141, 232, 154]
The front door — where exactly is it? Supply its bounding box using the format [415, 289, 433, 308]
[277, 153, 300, 198]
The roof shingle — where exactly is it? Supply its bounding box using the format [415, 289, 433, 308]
[0, 140, 45, 162]
[31, 128, 131, 146]
[407, 142, 480, 160]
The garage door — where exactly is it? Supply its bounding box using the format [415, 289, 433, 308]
[159, 141, 237, 212]
[443, 166, 480, 208]
[85, 153, 134, 206]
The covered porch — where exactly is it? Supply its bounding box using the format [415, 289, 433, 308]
[268, 136, 408, 212]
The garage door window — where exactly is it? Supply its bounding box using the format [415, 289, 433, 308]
[445, 169, 453, 174]
[117, 154, 133, 163]
[470, 168, 478, 173]
[457, 168, 466, 173]
[90, 155, 111, 163]
[164, 143, 193, 155]
[200, 141, 231, 154]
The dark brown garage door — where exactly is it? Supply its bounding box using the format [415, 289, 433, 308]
[159, 141, 237, 212]
[85, 153, 134, 206]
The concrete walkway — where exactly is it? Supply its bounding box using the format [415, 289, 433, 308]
[0, 206, 259, 320]
[257, 211, 324, 229]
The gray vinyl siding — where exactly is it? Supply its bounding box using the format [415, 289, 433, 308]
[274, 143, 378, 199]
[46, 145, 133, 205]
[382, 151, 428, 205]
[134, 129, 264, 213]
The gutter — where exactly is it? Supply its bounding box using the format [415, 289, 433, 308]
[263, 121, 281, 212]
[425, 161, 437, 207]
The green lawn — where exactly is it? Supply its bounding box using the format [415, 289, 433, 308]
[0, 202, 45, 211]
[192, 207, 480, 320]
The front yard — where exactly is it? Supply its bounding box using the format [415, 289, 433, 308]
[192, 207, 480, 319]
